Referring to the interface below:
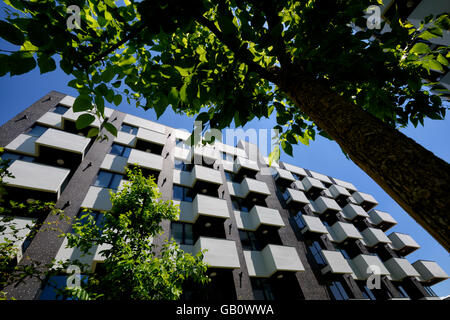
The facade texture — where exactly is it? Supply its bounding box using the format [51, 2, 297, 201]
[0, 92, 448, 300]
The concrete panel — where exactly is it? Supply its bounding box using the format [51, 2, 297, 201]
[4, 134, 38, 156]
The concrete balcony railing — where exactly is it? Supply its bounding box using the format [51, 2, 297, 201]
[327, 221, 363, 243]
[243, 244, 305, 277]
[368, 209, 397, 231]
[227, 177, 270, 200]
[175, 194, 230, 223]
[283, 188, 309, 209]
[100, 154, 128, 174]
[328, 184, 351, 199]
[3, 160, 70, 201]
[136, 127, 166, 146]
[234, 205, 284, 231]
[348, 254, 391, 280]
[383, 258, 420, 281]
[412, 260, 449, 286]
[342, 203, 369, 221]
[272, 167, 296, 187]
[281, 162, 307, 180]
[300, 215, 329, 235]
[301, 176, 326, 194]
[234, 156, 260, 174]
[351, 191, 378, 211]
[388, 232, 420, 256]
[0, 215, 36, 263]
[81, 186, 113, 211]
[4, 134, 38, 157]
[127, 148, 164, 173]
[361, 228, 392, 248]
[193, 237, 240, 269]
[312, 196, 341, 215]
[320, 250, 355, 275]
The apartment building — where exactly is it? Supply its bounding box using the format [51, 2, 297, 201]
[0, 91, 448, 300]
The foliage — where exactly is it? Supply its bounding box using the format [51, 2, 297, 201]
[59, 167, 209, 300]
[0, 0, 448, 156]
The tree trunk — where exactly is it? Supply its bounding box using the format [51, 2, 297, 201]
[276, 71, 450, 251]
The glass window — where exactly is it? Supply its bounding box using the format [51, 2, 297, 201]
[174, 159, 192, 171]
[292, 173, 301, 180]
[40, 275, 88, 300]
[251, 278, 275, 300]
[231, 197, 249, 212]
[396, 284, 409, 298]
[294, 214, 306, 229]
[172, 185, 193, 202]
[239, 230, 260, 251]
[93, 171, 123, 189]
[0, 152, 35, 163]
[361, 285, 376, 300]
[328, 281, 349, 300]
[424, 286, 437, 297]
[121, 124, 138, 135]
[309, 241, 326, 266]
[28, 125, 48, 137]
[171, 222, 194, 245]
[109, 143, 125, 156]
[52, 105, 69, 115]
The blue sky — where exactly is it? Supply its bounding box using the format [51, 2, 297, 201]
[1, 59, 449, 297]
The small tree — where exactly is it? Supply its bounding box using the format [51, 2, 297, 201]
[61, 168, 209, 300]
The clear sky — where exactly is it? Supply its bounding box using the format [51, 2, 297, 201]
[0, 15, 449, 297]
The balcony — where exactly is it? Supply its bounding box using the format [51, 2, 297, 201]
[348, 254, 391, 280]
[342, 203, 369, 221]
[135, 127, 166, 155]
[301, 177, 326, 199]
[388, 232, 420, 256]
[193, 237, 240, 269]
[175, 194, 229, 223]
[332, 178, 357, 193]
[234, 205, 284, 231]
[4, 134, 38, 156]
[3, 160, 70, 202]
[228, 177, 270, 202]
[312, 196, 341, 216]
[361, 228, 392, 248]
[81, 186, 113, 211]
[383, 258, 420, 281]
[327, 221, 363, 243]
[328, 184, 351, 205]
[234, 156, 259, 176]
[283, 188, 309, 210]
[127, 148, 163, 178]
[272, 167, 295, 188]
[281, 162, 307, 179]
[412, 260, 449, 286]
[114, 131, 137, 147]
[243, 244, 304, 277]
[0, 216, 36, 262]
[100, 154, 128, 174]
[291, 180, 305, 191]
[320, 250, 354, 275]
[351, 191, 378, 211]
[300, 215, 329, 235]
[36, 111, 63, 129]
[368, 209, 397, 231]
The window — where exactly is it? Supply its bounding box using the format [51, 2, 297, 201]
[93, 170, 123, 190]
[52, 105, 69, 115]
[361, 284, 376, 300]
[396, 284, 409, 298]
[251, 278, 275, 300]
[171, 222, 194, 245]
[424, 286, 437, 297]
[0, 152, 35, 163]
[282, 189, 291, 201]
[120, 124, 138, 135]
[239, 230, 261, 251]
[225, 171, 238, 182]
[174, 159, 192, 171]
[294, 213, 306, 229]
[109, 143, 131, 157]
[308, 241, 326, 266]
[333, 244, 350, 260]
[231, 197, 249, 212]
[222, 153, 234, 162]
[292, 173, 302, 180]
[176, 138, 190, 150]
[27, 125, 48, 137]
[172, 185, 193, 202]
[40, 275, 88, 300]
[328, 280, 350, 300]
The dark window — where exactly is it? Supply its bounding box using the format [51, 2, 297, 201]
[109, 143, 131, 157]
[225, 171, 238, 182]
[1, 152, 35, 163]
[292, 173, 301, 180]
[72, 210, 105, 234]
[251, 278, 275, 300]
[171, 222, 194, 245]
[176, 138, 190, 149]
[27, 125, 48, 137]
[93, 171, 123, 190]
[52, 105, 69, 115]
[308, 241, 326, 266]
[239, 230, 261, 251]
[294, 213, 306, 229]
[361, 284, 376, 300]
[40, 275, 88, 300]
[396, 284, 409, 298]
[173, 185, 194, 202]
[174, 159, 192, 171]
[121, 124, 138, 135]
[333, 244, 350, 260]
[424, 286, 437, 297]
[328, 280, 350, 300]
[231, 197, 249, 212]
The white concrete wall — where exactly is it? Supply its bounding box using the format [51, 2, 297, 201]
[4, 134, 38, 156]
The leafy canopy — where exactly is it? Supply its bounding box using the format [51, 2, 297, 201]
[0, 0, 448, 156]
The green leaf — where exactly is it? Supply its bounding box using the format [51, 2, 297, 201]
[104, 122, 118, 136]
[102, 67, 116, 82]
[113, 94, 122, 106]
[174, 66, 193, 77]
[410, 43, 431, 55]
[0, 20, 24, 46]
[73, 95, 93, 112]
[9, 52, 36, 76]
[268, 145, 280, 166]
[37, 54, 56, 74]
[168, 87, 178, 105]
[154, 95, 168, 119]
[281, 140, 293, 156]
[75, 114, 95, 130]
[87, 127, 99, 138]
[95, 95, 105, 115]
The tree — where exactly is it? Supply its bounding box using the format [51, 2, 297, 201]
[0, 1, 449, 249]
[56, 167, 209, 300]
